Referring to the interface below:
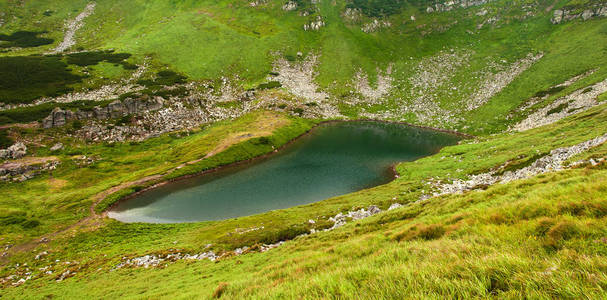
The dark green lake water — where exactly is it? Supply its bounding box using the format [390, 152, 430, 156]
[108, 122, 459, 223]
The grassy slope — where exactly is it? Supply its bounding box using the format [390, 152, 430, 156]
[1, 0, 607, 298]
[2, 0, 607, 131]
[2, 104, 607, 298]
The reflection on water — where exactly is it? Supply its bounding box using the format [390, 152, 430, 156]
[109, 122, 459, 223]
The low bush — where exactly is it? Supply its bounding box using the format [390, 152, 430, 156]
[0, 31, 54, 48]
[0, 129, 13, 148]
[0, 55, 82, 104]
[546, 103, 569, 116]
[66, 51, 132, 67]
[137, 70, 187, 87]
[256, 81, 282, 90]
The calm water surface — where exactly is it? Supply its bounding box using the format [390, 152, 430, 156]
[109, 122, 459, 223]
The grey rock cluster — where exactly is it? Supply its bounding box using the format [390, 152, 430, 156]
[42, 97, 164, 129]
[426, 0, 492, 13]
[328, 205, 382, 230]
[513, 78, 607, 131]
[114, 251, 219, 269]
[0, 160, 59, 182]
[361, 19, 392, 33]
[552, 5, 607, 24]
[0, 142, 26, 160]
[115, 203, 404, 269]
[304, 16, 325, 31]
[282, 1, 297, 11]
[422, 133, 607, 200]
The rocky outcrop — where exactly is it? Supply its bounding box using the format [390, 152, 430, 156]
[282, 1, 297, 11]
[422, 133, 607, 200]
[0, 143, 26, 160]
[426, 0, 494, 13]
[552, 5, 607, 24]
[0, 159, 59, 182]
[513, 78, 607, 131]
[362, 19, 392, 33]
[42, 97, 164, 129]
[304, 16, 325, 31]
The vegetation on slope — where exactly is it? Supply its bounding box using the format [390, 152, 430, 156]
[1, 0, 607, 298]
[1, 104, 606, 298]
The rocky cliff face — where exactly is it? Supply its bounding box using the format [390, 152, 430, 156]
[551, 4, 607, 24]
[42, 97, 164, 129]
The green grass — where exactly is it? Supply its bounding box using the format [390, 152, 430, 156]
[1, 1, 607, 133]
[2, 0, 607, 298]
[2, 104, 607, 299]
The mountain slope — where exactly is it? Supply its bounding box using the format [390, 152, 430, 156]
[1, 0, 607, 298]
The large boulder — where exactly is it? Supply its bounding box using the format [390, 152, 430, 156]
[42, 115, 54, 129]
[0, 142, 27, 160]
[93, 106, 109, 120]
[51, 107, 67, 127]
[551, 10, 563, 24]
[108, 100, 126, 118]
[76, 110, 93, 120]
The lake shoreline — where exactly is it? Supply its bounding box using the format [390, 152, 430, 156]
[105, 119, 469, 220]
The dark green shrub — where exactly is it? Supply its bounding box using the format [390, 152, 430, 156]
[115, 115, 132, 126]
[66, 51, 132, 67]
[292, 107, 304, 115]
[546, 103, 568, 116]
[255, 136, 272, 145]
[137, 70, 187, 87]
[0, 31, 54, 48]
[0, 129, 13, 148]
[534, 86, 565, 98]
[72, 120, 83, 130]
[0, 56, 82, 104]
[256, 81, 282, 90]
[152, 86, 188, 98]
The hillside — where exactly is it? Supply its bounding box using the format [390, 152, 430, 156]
[1, 0, 607, 298]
